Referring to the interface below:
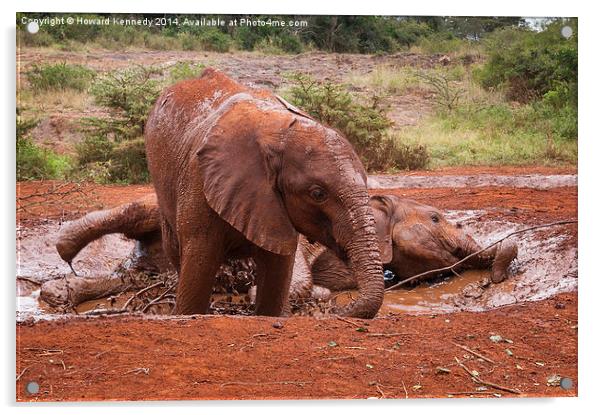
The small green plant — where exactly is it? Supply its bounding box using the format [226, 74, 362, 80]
[17, 113, 73, 180]
[415, 69, 465, 112]
[169, 61, 206, 84]
[26, 62, 96, 92]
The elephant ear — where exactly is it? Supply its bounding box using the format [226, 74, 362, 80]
[196, 110, 298, 256]
[369, 195, 395, 264]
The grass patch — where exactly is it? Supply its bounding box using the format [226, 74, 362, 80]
[26, 62, 96, 92]
[347, 66, 421, 95]
[394, 103, 577, 168]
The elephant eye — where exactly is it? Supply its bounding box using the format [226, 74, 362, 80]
[431, 213, 440, 223]
[309, 186, 328, 203]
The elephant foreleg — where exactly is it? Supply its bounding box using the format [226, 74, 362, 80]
[253, 249, 295, 317]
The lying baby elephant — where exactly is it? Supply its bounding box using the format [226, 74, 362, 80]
[303, 195, 518, 296]
[49, 193, 517, 309]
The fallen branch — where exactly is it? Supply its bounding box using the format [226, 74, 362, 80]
[121, 281, 164, 311]
[141, 284, 175, 313]
[452, 342, 496, 364]
[455, 357, 520, 395]
[386, 220, 577, 291]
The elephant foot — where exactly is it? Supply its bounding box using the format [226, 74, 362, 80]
[491, 240, 519, 283]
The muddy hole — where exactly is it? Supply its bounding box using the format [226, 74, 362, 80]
[16, 203, 577, 321]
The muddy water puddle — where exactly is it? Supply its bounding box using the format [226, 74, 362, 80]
[16, 207, 577, 321]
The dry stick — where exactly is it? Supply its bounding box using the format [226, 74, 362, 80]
[366, 332, 409, 338]
[16, 366, 30, 382]
[141, 284, 175, 313]
[454, 357, 520, 395]
[375, 383, 386, 399]
[452, 342, 496, 364]
[386, 220, 577, 291]
[336, 315, 362, 328]
[220, 381, 312, 388]
[121, 281, 164, 311]
[401, 380, 409, 399]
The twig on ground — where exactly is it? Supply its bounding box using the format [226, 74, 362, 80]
[123, 367, 150, 376]
[122, 281, 164, 311]
[455, 357, 520, 394]
[446, 391, 496, 396]
[220, 381, 312, 388]
[452, 342, 496, 364]
[402, 380, 408, 399]
[141, 284, 175, 313]
[336, 315, 362, 327]
[16, 366, 30, 381]
[386, 220, 577, 291]
[366, 332, 409, 338]
[375, 383, 386, 399]
[320, 356, 354, 361]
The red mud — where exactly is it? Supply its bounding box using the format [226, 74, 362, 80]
[15, 167, 578, 401]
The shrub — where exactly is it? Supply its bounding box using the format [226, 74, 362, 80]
[168, 61, 206, 84]
[416, 33, 465, 54]
[107, 138, 149, 183]
[74, 135, 114, 166]
[26, 62, 96, 92]
[89, 66, 162, 138]
[198, 28, 232, 52]
[475, 21, 577, 102]
[17, 114, 73, 180]
[286, 73, 428, 171]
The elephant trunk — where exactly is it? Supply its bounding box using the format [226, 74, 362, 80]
[56, 197, 159, 265]
[459, 235, 518, 283]
[335, 190, 384, 319]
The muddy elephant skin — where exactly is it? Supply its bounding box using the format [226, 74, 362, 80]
[144, 68, 383, 318]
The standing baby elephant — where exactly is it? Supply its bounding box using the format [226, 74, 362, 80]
[144, 68, 384, 318]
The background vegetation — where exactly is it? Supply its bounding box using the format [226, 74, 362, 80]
[16, 15, 577, 182]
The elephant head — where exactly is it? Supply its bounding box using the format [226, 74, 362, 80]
[370, 195, 517, 283]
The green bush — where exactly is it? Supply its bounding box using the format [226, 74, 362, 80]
[75, 135, 114, 165]
[475, 20, 577, 102]
[26, 62, 96, 92]
[168, 61, 205, 84]
[107, 138, 149, 183]
[17, 115, 73, 180]
[473, 19, 577, 139]
[416, 33, 465, 54]
[286, 73, 428, 171]
[89, 66, 162, 138]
